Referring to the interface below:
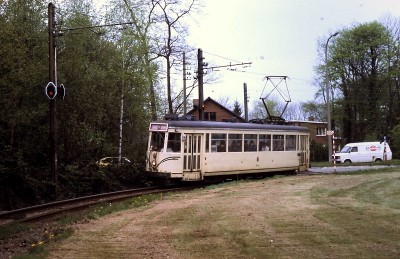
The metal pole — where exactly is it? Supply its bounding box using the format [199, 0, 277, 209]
[383, 136, 387, 161]
[333, 134, 336, 173]
[48, 3, 58, 194]
[325, 32, 339, 162]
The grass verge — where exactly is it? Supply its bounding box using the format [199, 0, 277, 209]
[1, 192, 169, 258]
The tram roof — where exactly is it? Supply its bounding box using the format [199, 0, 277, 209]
[151, 120, 309, 133]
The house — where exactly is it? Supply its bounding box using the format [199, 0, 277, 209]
[289, 118, 328, 146]
[289, 117, 342, 149]
[187, 97, 245, 122]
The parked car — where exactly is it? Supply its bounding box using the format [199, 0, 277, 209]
[96, 157, 131, 167]
[334, 142, 392, 163]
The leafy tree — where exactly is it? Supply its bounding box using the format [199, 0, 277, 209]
[117, 0, 160, 120]
[249, 98, 277, 120]
[57, 0, 152, 163]
[0, 0, 51, 208]
[300, 101, 326, 122]
[233, 100, 242, 117]
[56, 0, 120, 163]
[0, 0, 48, 154]
[318, 22, 394, 143]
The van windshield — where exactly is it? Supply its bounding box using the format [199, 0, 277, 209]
[340, 146, 351, 153]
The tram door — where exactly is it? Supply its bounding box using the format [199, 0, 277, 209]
[183, 134, 202, 180]
[298, 135, 309, 170]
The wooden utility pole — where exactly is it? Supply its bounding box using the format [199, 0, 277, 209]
[243, 83, 248, 122]
[197, 49, 204, 121]
[48, 2, 58, 194]
[183, 52, 187, 115]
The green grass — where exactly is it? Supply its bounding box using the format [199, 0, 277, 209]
[7, 171, 400, 258]
[165, 172, 400, 258]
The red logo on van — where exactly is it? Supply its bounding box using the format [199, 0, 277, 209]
[369, 145, 378, 151]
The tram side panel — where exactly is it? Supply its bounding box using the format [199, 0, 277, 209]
[257, 151, 299, 171]
[202, 132, 308, 176]
[203, 150, 302, 176]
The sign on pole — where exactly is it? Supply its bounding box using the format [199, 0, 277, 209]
[45, 82, 57, 99]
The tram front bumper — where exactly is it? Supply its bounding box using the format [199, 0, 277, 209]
[145, 170, 183, 179]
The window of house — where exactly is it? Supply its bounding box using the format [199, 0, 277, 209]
[316, 127, 326, 136]
[204, 112, 216, 121]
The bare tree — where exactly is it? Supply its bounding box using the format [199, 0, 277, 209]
[152, 0, 201, 114]
[120, 0, 203, 117]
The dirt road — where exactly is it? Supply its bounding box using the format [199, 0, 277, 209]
[47, 172, 400, 258]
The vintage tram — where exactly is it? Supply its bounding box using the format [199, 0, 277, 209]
[146, 120, 310, 181]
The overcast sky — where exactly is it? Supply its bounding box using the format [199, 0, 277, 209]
[185, 0, 400, 107]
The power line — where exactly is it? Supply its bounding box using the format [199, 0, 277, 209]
[203, 51, 242, 63]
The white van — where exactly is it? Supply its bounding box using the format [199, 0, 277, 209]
[334, 142, 392, 163]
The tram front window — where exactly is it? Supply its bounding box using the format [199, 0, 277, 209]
[167, 133, 181, 152]
[150, 132, 165, 151]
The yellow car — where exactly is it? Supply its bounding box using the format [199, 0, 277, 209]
[96, 157, 131, 167]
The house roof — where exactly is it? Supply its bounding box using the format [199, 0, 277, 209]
[187, 97, 245, 122]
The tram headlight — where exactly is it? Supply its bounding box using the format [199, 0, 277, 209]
[152, 161, 156, 166]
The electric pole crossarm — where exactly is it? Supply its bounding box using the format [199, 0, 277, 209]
[205, 62, 252, 71]
[57, 22, 135, 32]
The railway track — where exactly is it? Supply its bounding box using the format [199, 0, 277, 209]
[0, 185, 201, 226]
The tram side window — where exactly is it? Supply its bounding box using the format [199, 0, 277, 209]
[150, 132, 165, 151]
[229, 134, 242, 152]
[206, 133, 210, 152]
[211, 133, 226, 152]
[273, 135, 284, 151]
[259, 134, 271, 151]
[244, 134, 257, 152]
[166, 133, 181, 152]
[285, 135, 297, 151]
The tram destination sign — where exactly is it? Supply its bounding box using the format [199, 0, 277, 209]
[149, 123, 168, 132]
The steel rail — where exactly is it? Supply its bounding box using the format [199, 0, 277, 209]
[0, 185, 200, 225]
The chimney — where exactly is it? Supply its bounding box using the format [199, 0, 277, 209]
[308, 116, 315, 121]
[193, 99, 199, 107]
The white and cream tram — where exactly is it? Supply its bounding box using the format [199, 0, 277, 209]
[146, 120, 310, 181]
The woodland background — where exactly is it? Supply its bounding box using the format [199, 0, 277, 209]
[1, 0, 400, 209]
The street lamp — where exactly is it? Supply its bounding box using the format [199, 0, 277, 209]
[325, 32, 339, 162]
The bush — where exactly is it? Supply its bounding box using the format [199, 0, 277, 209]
[310, 140, 328, 162]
